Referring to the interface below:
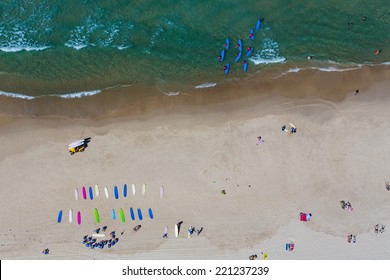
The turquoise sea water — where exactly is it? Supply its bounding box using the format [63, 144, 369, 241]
[0, 0, 389, 98]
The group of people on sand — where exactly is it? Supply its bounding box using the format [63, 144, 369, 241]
[340, 200, 353, 211]
[188, 226, 203, 238]
[347, 234, 357, 243]
[82, 226, 120, 249]
[374, 224, 386, 234]
[281, 125, 297, 134]
[41, 248, 49, 255]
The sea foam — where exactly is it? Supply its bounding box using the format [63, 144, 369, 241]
[195, 82, 217, 89]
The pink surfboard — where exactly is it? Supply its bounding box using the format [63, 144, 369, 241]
[77, 211, 81, 225]
[82, 186, 87, 200]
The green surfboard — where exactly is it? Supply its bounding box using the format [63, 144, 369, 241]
[119, 208, 125, 223]
[94, 208, 100, 224]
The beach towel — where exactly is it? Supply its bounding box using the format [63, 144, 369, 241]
[289, 243, 295, 251]
[300, 213, 307, 221]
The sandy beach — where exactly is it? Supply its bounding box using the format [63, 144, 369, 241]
[1, 65, 390, 260]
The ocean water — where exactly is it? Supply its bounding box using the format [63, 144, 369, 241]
[0, 0, 389, 98]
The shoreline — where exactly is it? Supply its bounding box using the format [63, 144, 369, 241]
[0, 63, 389, 119]
[1, 66, 390, 260]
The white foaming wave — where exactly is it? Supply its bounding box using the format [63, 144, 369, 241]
[58, 90, 101, 99]
[0, 45, 50, 52]
[162, 91, 180, 96]
[0, 90, 35, 100]
[195, 82, 217, 89]
[250, 38, 286, 65]
[382, 62, 390, 65]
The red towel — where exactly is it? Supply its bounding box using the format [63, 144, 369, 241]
[300, 213, 307, 221]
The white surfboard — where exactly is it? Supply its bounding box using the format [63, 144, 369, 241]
[69, 209, 73, 223]
[68, 140, 84, 148]
[289, 122, 296, 129]
[142, 183, 146, 195]
[164, 226, 168, 237]
[92, 233, 106, 238]
[94, 184, 99, 197]
[160, 186, 164, 198]
[132, 183, 136, 195]
[104, 186, 109, 199]
[175, 224, 179, 238]
[74, 188, 79, 201]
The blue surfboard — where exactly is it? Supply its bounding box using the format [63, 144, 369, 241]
[237, 39, 242, 52]
[89, 186, 93, 200]
[225, 38, 230, 50]
[224, 63, 230, 75]
[243, 61, 248, 72]
[123, 184, 127, 198]
[246, 47, 253, 57]
[57, 210, 63, 223]
[137, 208, 143, 220]
[111, 209, 116, 220]
[148, 208, 154, 219]
[256, 19, 261, 31]
[219, 49, 225, 61]
[130, 207, 135, 220]
[114, 186, 119, 199]
[235, 52, 242, 62]
[250, 28, 255, 40]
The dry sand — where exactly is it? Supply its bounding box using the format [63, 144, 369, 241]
[0, 66, 390, 259]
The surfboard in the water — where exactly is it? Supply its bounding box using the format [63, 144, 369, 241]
[57, 210, 63, 223]
[77, 211, 81, 225]
[89, 186, 93, 200]
[94, 208, 100, 224]
[137, 208, 143, 220]
[104, 186, 109, 199]
[249, 28, 255, 40]
[224, 63, 230, 75]
[148, 208, 154, 219]
[225, 38, 230, 50]
[123, 184, 127, 197]
[74, 188, 79, 200]
[111, 209, 116, 220]
[243, 60, 248, 72]
[160, 186, 164, 198]
[235, 51, 242, 62]
[94, 184, 99, 197]
[142, 183, 146, 195]
[132, 183, 136, 195]
[114, 186, 119, 199]
[69, 209, 73, 223]
[256, 19, 261, 31]
[82, 186, 87, 200]
[120, 208, 125, 222]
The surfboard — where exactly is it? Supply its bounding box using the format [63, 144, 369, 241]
[164, 226, 168, 237]
[94, 208, 100, 224]
[82, 186, 87, 200]
[89, 186, 93, 200]
[237, 39, 242, 52]
[219, 49, 225, 62]
[92, 233, 105, 238]
[175, 224, 179, 237]
[137, 208, 143, 220]
[246, 47, 253, 57]
[111, 209, 116, 220]
[130, 207, 135, 220]
[142, 183, 146, 196]
[119, 208, 125, 222]
[148, 208, 154, 219]
[104, 186, 109, 199]
[123, 184, 127, 198]
[132, 183, 136, 195]
[160, 186, 164, 198]
[249, 28, 255, 40]
[289, 122, 296, 129]
[235, 51, 242, 62]
[225, 38, 230, 50]
[256, 19, 261, 31]
[243, 61, 248, 72]
[114, 186, 119, 199]
[57, 210, 63, 223]
[94, 184, 99, 197]
[77, 211, 81, 225]
[224, 63, 230, 75]
[69, 209, 73, 223]
[68, 140, 84, 148]
[74, 188, 79, 200]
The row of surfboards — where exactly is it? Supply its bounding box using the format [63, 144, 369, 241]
[219, 18, 264, 75]
[75, 184, 164, 200]
[57, 207, 154, 224]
